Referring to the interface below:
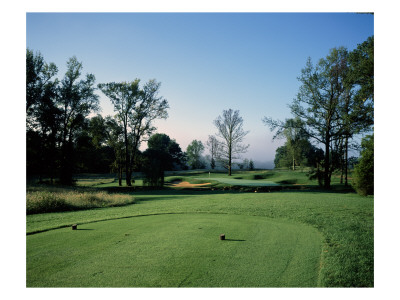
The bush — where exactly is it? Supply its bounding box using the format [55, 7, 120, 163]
[352, 134, 374, 196]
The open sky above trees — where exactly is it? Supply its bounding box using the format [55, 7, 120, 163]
[26, 12, 373, 167]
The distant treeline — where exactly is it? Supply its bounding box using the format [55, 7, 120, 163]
[27, 35, 373, 194]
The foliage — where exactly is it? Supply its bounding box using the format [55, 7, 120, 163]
[26, 49, 60, 181]
[274, 141, 324, 170]
[347, 36, 374, 104]
[186, 140, 206, 169]
[26, 51, 100, 184]
[57, 56, 100, 184]
[26, 48, 58, 114]
[141, 149, 167, 187]
[352, 134, 374, 196]
[147, 133, 186, 170]
[142, 133, 186, 186]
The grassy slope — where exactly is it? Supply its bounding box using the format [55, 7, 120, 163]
[26, 189, 373, 287]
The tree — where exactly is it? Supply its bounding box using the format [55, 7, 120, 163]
[265, 42, 373, 188]
[142, 133, 185, 187]
[98, 79, 169, 186]
[142, 149, 167, 187]
[26, 49, 59, 182]
[340, 36, 374, 186]
[214, 109, 249, 176]
[57, 56, 99, 184]
[352, 134, 374, 196]
[274, 146, 290, 169]
[292, 49, 351, 188]
[265, 117, 308, 171]
[347, 36, 374, 104]
[265, 48, 349, 188]
[104, 116, 125, 186]
[88, 114, 108, 149]
[98, 80, 140, 186]
[249, 159, 255, 171]
[73, 115, 114, 174]
[206, 135, 220, 169]
[147, 133, 185, 171]
[26, 49, 58, 115]
[186, 140, 205, 169]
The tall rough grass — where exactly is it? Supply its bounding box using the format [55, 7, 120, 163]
[26, 188, 135, 214]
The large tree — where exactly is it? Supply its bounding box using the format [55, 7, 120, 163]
[273, 48, 349, 188]
[98, 80, 140, 186]
[57, 56, 99, 184]
[213, 109, 249, 176]
[98, 79, 169, 186]
[340, 36, 374, 185]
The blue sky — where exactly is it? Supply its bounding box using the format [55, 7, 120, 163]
[26, 12, 374, 166]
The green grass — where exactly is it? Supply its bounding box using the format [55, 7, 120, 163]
[27, 213, 323, 287]
[26, 186, 373, 287]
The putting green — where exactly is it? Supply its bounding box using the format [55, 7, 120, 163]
[27, 214, 323, 287]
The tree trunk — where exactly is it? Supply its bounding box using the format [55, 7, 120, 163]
[228, 143, 232, 176]
[118, 165, 122, 186]
[60, 141, 74, 185]
[324, 135, 331, 189]
[124, 129, 131, 186]
[340, 153, 344, 184]
[344, 137, 348, 186]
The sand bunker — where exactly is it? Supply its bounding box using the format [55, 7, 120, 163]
[170, 181, 211, 188]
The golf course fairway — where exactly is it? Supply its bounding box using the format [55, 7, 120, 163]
[27, 213, 323, 287]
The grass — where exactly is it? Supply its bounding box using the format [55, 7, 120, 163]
[26, 170, 373, 287]
[26, 185, 135, 214]
[27, 213, 323, 287]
